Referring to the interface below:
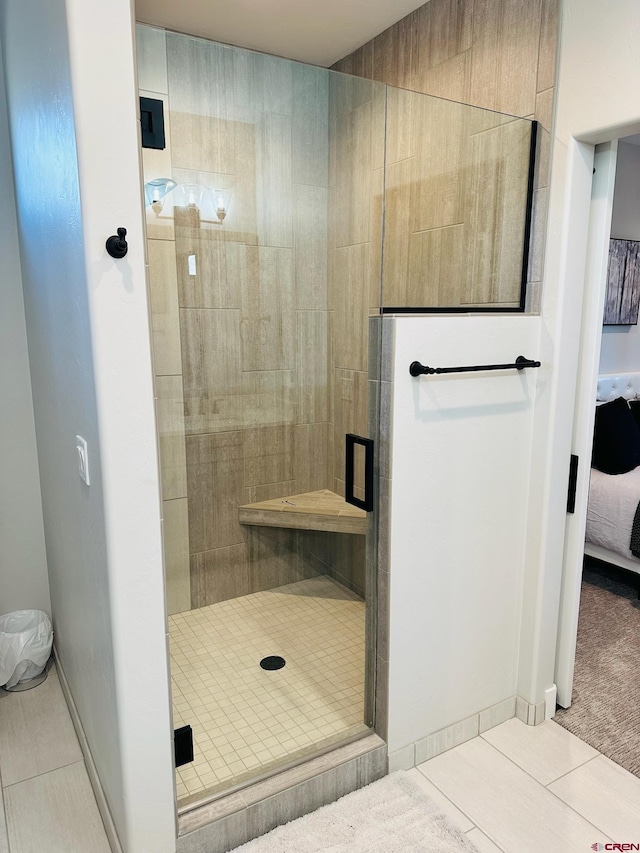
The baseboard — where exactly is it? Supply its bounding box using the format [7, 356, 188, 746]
[54, 647, 124, 853]
[544, 685, 557, 720]
[515, 695, 546, 726]
[0, 776, 9, 852]
[388, 694, 535, 771]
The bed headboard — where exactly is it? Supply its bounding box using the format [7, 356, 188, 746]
[596, 373, 640, 402]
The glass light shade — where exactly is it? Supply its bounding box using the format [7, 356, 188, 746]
[144, 177, 177, 209]
[176, 182, 204, 209]
[210, 187, 232, 222]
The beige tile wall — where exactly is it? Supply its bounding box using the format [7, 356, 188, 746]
[379, 97, 532, 309]
[140, 27, 356, 610]
[140, 6, 552, 614]
[328, 76, 386, 497]
[332, 0, 559, 310]
[138, 27, 190, 616]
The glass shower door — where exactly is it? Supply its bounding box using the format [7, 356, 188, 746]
[137, 24, 384, 807]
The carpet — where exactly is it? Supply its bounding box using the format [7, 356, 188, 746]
[555, 559, 640, 776]
[232, 772, 479, 853]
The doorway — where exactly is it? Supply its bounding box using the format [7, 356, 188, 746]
[555, 136, 640, 774]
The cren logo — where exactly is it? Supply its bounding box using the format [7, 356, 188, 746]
[592, 845, 640, 851]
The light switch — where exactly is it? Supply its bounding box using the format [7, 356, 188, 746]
[76, 435, 90, 485]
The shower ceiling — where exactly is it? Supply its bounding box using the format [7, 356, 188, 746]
[134, 0, 424, 67]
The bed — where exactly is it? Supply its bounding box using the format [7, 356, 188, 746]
[584, 372, 640, 575]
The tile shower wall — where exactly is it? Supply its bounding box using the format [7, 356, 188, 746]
[381, 92, 532, 308]
[332, 0, 558, 311]
[139, 23, 539, 617]
[328, 75, 385, 497]
[168, 38, 335, 610]
[138, 27, 375, 613]
[138, 25, 190, 615]
[294, 74, 387, 593]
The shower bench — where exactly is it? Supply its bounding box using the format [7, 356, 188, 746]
[239, 489, 366, 535]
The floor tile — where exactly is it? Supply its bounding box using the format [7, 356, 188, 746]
[418, 737, 610, 852]
[405, 767, 474, 832]
[0, 788, 8, 853]
[481, 717, 599, 785]
[465, 827, 504, 852]
[4, 762, 111, 853]
[549, 754, 640, 841]
[170, 575, 367, 803]
[0, 667, 83, 786]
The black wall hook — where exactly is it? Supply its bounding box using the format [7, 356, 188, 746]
[106, 227, 128, 259]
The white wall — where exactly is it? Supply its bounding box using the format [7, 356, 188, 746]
[387, 315, 540, 752]
[0, 1, 175, 851]
[519, 0, 640, 706]
[599, 141, 640, 374]
[0, 44, 50, 617]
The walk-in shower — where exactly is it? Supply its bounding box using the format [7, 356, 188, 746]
[136, 22, 534, 810]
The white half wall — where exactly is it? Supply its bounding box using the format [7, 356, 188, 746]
[0, 43, 49, 617]
[387, 315, 540, 752]
[599, 141, 640, 374]
[0, 1, 175, 851]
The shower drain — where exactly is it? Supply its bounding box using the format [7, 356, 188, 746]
[260, 655, 286, 671]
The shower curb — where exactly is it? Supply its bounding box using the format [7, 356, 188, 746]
[176, 733, 387, 853]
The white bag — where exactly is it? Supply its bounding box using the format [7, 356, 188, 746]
[0, 610, 53, 689]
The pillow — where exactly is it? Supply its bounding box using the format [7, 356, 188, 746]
[592, 396, 640, 474]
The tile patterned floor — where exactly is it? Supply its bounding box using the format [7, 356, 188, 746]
[0, 665, 111, 853]
[4, 663, 640, 851]
[169, 575, 368, 804]
[409, 716, 640, 853]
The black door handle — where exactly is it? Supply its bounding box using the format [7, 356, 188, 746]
[345, 433, 374, 512]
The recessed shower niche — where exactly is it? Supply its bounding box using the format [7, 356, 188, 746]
[136, 23, 535, 810]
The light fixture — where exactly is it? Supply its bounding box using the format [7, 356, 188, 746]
[170, 182, 232, 223]
[144, 177, 177, 213]
[209, 187, 231, 224]
[179, 182, 204, 209]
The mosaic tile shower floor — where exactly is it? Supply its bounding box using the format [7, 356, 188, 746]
[169, 575, 367, 805]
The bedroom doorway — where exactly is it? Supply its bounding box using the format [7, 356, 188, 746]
[555, 131, 640, 720]
[554, 141, 618, 709]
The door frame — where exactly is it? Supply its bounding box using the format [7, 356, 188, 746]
[554, 141, 618, 707]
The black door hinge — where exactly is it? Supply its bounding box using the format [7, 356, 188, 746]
[567, 454, 579, 513]
[174, 725, 194, 768]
